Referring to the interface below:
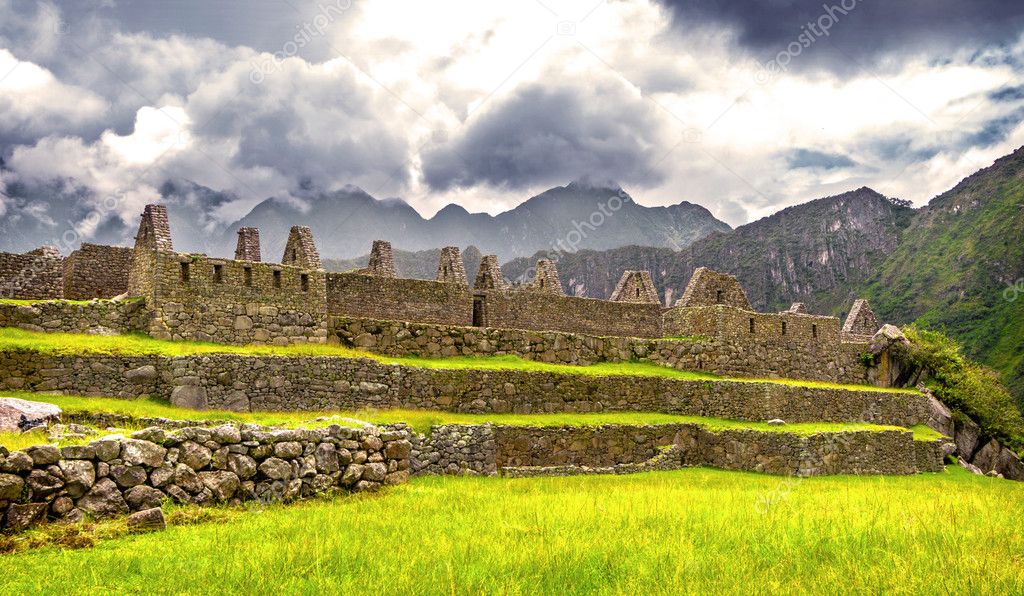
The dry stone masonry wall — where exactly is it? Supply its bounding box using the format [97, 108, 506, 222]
[0, 421, 411, 532]
[61, 244, 134, 300]
[0, 299, 150, 336]
[0, 248, 64, 300]
[0, 352, 931, 427]
[408, 423, 944, 478]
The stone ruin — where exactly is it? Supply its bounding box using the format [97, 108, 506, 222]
[362, 240, 396, 278]
[135, 204, 173, 252]
[843, 298, 881, 336]
[525, 259, 565, 296]
[436, 246, 467, 285]
[234, 228, 262, 262]
[610, 270, 660, 304]
[473, 255, 508, 291]
[674, 266, 752, 310]
[0, 202, 894, 359]
[281, 225, 322, 270]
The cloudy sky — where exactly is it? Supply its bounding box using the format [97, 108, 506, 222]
[1, 0, 1023, 235]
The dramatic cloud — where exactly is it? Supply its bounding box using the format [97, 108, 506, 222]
[422, 78, 671, 190]
[0, 0, 1022, 242]
[658, 0, 1024, 74]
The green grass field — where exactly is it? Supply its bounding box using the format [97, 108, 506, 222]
[1, 467, 1021, 594]
[0, 327, 918, 394]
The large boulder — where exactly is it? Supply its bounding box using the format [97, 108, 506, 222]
[996, 446, 1024, 481]
[924, 394, 954, 438]
[198, 471, 240, 501]
[954, 417, 983, 459]
[0, 398, 61, 432]
[120, 439, 167, 468]
[124, 485, 165, 511]
[971, 439, 1002, 474]
[58, 459, 96, 498]
[3, 502, 47, 532]
[0, 473, 25, 501]
[868, 324, 910, 354]
[76, 478, 129, 517]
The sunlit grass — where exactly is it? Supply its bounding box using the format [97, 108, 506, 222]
[1, 467, 1021, 593]
[0, 391, 940, 449]
[0, 328, 918, 393]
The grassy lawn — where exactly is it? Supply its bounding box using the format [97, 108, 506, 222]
[0, 327, 917, 394]
[0, 467, 1021, 593]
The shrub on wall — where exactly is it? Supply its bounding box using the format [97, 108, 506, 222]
[902, 325, 1024, 453]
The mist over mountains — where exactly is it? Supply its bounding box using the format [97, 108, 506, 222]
[0, 177, 730, 261]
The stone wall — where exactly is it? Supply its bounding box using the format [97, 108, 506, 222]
[0, 352, 931, 427]
[661, 306, 867, 383]
[0, 299, 150, 336]
[327, 272, 474, 326]
[480, 290, 665, 338]
[0, 250, 64, 300]
[62, 244, 134, 300]
[330, 315, 870, 384]
[0, 421, 411, 532]
[139, 251, 328, 345]
[411, 423, 943, 477]
[410, 424, 497, 476]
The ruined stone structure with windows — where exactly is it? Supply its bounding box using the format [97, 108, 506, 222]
[0, 203, 894, 384]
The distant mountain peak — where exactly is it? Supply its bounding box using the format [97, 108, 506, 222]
[432, 203, 471, 218]
[566, 176, 623, 191]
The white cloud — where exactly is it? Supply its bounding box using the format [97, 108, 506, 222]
[0, 49, 107, 139]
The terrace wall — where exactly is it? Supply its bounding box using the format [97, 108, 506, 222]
[330, 315, 871, 384]
[0, 352, 931, 427]
[410, 424, 944, 477]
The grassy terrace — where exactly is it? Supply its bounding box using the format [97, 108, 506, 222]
[2, 467, 1022, 592]
[0, 328, 917, 394]
[0, 391, 942, 452]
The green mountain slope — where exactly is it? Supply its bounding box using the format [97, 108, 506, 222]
[862, 146, 1024, 402]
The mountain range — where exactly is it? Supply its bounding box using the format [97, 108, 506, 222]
[336, 147, 1024, 405]
[0, 175, 731, 261]
[221, 180, 730, 262]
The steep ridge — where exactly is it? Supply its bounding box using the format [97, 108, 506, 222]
[503, 187, 913, 309]
[860, 146, 1024, 402]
